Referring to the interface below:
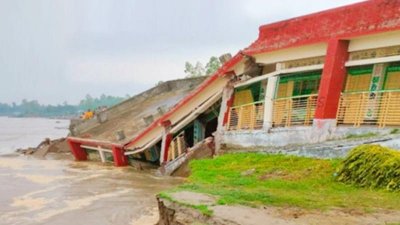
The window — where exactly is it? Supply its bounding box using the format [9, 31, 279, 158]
[233, 81, 265, 106]
[277, 71, 321, 98]
[383, 65, 400, 90]
[344, 66, 373, 92]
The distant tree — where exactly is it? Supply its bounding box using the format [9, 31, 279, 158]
[156, 80, 164, 86]
[184, 62, 205, 77]
[184, 56, 222, 77]
[78, 93, 125, 111]
[205, 56, 222, 75]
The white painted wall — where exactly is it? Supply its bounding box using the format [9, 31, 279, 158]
[349, 30, 400, 52]
[254, 43, 327, 65]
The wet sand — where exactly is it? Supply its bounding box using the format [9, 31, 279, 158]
[0, 153, 182, 225]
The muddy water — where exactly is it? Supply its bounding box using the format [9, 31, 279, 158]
[0, 117, 70, 154]
[0, 117, 182, 225]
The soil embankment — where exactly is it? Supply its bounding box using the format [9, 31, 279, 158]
[156, 193, 400, 225]
[157, 149, 400, 225]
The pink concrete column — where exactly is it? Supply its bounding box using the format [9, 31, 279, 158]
[112, 145, 129, 167]
[215, 80, 235, 153]
[67, 139, 87, 161]
[315, 39, 349, 119]
[161, 133, 173, 163]
[159, 120, 173, 165]
[222, 90, 235, 127]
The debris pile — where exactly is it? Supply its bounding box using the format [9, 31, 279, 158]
[16, 138, 70, 157]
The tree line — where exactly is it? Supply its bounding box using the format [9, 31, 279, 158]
[0, 94, 127, 118]
[2, 56, 223, 118]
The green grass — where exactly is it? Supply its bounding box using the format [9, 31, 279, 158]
[345, 132, 378, 139]
[168, 153, 400, 211]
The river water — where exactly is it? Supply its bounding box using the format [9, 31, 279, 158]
[0, 117, 181, 225]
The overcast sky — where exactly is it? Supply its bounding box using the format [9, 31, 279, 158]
[0, 0, 364, 105]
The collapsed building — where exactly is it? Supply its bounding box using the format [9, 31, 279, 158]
[68, 0, 400, 174]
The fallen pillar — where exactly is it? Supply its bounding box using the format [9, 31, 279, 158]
[67, 139, 88, 161]
[112, 145, 129, 167]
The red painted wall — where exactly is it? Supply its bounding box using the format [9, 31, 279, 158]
[245, 0, 400, 55]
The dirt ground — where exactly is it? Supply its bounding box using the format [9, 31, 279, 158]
[161, 191, 400, 225]
[212, 205, 400, 225]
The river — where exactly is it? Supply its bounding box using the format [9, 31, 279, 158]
[0, 117, 181, 225]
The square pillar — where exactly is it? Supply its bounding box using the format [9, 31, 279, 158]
[263, 76, 278, 130]
[112, 145, 129, 167]
[218, 83, 235, 131]
[313, 39, 349, 142]
[315, 39, 349, 120]
[67, 139, 87, 161]
[159, 120, 173, 165]
[215, 82, 234, 153]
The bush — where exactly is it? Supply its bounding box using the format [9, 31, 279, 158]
[336, 145, 400, 191]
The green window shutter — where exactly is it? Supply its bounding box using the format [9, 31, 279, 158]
[279, 70, 322, 97]
[234, 81, 264, 102]
[347, 65, 373, 76]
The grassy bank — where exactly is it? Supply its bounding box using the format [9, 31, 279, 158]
[164, 153, 400, 212]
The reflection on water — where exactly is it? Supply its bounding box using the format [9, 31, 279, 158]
[0, 154, 182, 225]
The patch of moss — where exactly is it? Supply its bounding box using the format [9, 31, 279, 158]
[345, 132, 377, 139]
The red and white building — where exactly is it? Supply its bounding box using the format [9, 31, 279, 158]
[68, 0, 400, 170]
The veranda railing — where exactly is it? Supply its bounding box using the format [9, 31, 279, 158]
[337, 90, 400, 127]
[226, 101, 265, 131]
[272, 94, 318, 127]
